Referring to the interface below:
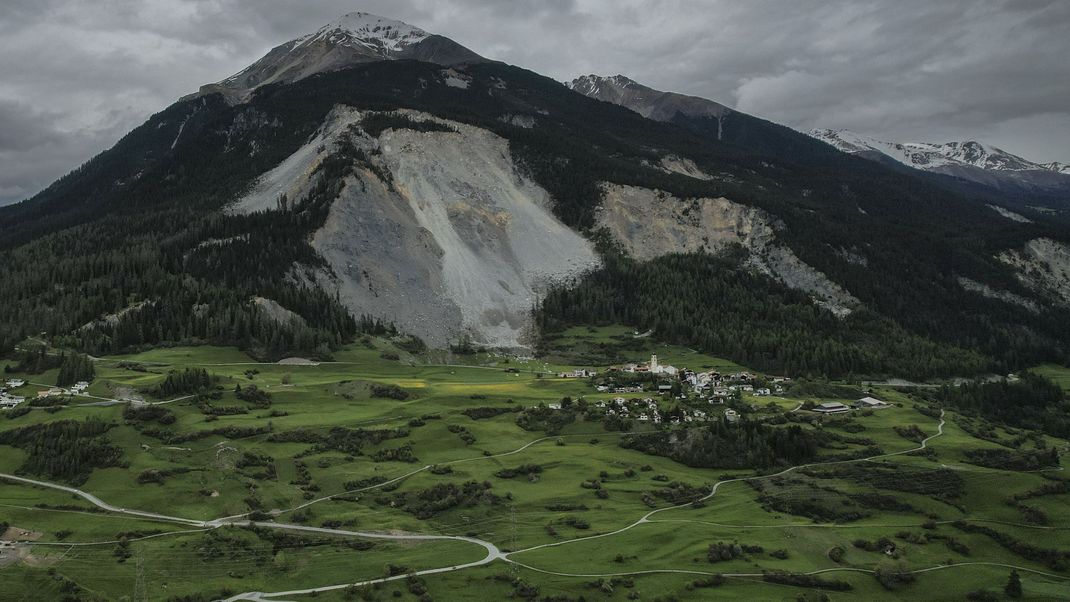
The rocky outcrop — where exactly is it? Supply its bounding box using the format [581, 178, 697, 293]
[957, 277, 1040, 313]
[596, 183, 858, 315]
[999, 238, 1070, 306]
[233, 108, 600, 349]
[252, 297, 307, 326]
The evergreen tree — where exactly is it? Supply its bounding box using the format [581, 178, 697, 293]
[1004, 569, 1023, 598]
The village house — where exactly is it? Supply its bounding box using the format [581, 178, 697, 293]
[755, 387, 771, 396]
[724, 408, 740, 423]
[0, 393, 26, 409]
[557, 368, 596, 378]
[71, 381, 90, 394]
[5, 379, 25, 389]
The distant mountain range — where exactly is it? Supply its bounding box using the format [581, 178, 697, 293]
[568, 74, 1070, 211]
[809, 128, 1070, 205]
[809, 129, 1069, 175]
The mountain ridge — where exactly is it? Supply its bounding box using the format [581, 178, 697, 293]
[191, 12, 486, 103]
[809, 128, 1070, 175]
[1, 13, 1068, 377]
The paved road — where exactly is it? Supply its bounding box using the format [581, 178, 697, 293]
[0, 473, 208, 527]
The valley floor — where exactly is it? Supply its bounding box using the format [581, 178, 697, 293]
[2, 338, 1070, 600]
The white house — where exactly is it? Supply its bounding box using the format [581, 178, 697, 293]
[755, 388, 771, 396]
[724, 408, 740, 423]
[6, 379, 25, 389]
[0, 394, 25, 409]
[558, 369, 596, 378]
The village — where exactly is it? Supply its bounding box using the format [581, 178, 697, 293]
[0, 378, 91, 410]
[556, 354, 889, 426]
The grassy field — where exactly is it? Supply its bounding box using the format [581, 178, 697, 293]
[1, 336, 1069, 600]
[1034, 363, 1070, 392]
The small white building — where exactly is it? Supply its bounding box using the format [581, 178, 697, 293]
[755, 388, 771, 396]
[1, 395, 25, 409]
[724, 409, 740, 423]
[855, 396, 890, 409]
[6, 379, 25, 389]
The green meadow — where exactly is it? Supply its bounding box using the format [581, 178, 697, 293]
[1, 335, 1069, 600]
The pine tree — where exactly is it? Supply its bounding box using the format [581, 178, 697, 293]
[1004, 569, 1022, 598]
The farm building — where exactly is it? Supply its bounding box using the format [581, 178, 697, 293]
[812, 402, 850, 414]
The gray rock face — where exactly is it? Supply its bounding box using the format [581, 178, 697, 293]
[233, 107, 601, 349]
[597, 183, 858, 316]
[191, 13, 485, 103]
[568, 74, 731, 121]
[999, 238, 1070, 307]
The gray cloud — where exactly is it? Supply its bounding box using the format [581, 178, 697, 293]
[1, 0, 1068, 204]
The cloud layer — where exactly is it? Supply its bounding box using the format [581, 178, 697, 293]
[2, 0, 1068, 204]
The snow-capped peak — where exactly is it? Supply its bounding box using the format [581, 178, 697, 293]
[299, 12, 429, 53]
[810, 128, 1068, 175]
[195, 12, 483, 103]
[1042, 161, 1070, 175]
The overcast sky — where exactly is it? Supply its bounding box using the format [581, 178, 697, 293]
[2, 0, 1068, 204]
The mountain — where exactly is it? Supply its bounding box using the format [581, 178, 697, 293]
[810, 129, 1068, 174]
[193, 12, 486, 102]
[568, 74, 732, 122]
[1, 14, 1069, 378]
[567, 74, 848, 165]
[810, 128, 1070, 207]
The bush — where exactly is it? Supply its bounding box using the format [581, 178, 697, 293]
[370, 384, 410, 400]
